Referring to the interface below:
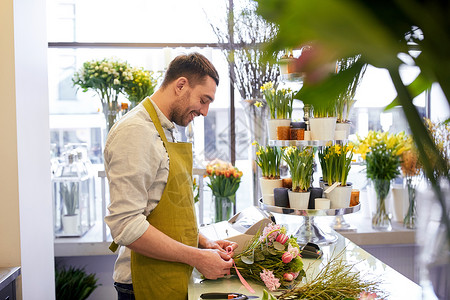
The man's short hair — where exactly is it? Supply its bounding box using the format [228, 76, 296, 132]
[160, 52, 219, 88]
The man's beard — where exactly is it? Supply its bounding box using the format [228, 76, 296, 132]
[170, 91, 192, 127]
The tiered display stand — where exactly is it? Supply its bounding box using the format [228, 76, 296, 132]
[259, 139, 360, 245]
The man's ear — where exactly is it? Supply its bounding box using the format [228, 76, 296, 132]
[175, 77, 188, 95]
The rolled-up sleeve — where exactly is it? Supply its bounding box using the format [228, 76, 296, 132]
[104, 121, 165, 246]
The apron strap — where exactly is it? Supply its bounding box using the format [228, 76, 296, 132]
[142, 98, 169, 144]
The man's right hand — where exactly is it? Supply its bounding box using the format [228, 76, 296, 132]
[193, 249, 234, 280]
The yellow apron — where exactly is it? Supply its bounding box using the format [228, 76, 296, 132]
[110, 98, 198, 299]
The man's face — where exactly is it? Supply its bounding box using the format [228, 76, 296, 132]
[171, 76, 216, 127]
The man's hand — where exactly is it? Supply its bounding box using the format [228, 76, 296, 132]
[193, 249, 234, 280]
[199, 233, 238, 257]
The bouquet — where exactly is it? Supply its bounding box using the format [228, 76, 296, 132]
[233, 223, 306, 291]
[206, 160, 243, 198]
[355, 130, 409, 182]
[253, 141, 282, 179]
[123, 67, 160, 108]
[258, 82, 296, 119]
[73, 58, 134, 130]
[319, 143, 354, 186]
[282, 146, 314, 192]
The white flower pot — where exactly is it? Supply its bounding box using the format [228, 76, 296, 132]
[262, 194, 275, 206]
[267, 119, 291, 140]
[334, 130, 347, 140]
[309, 117, 337, 140]
[324, 184, 352, 209]
[315, 198, 331, 209]
[259, 178, 283, 195]
[288, 190, 310, 209]
[62, 214, 79, 235]
[335, 122, 351, 139]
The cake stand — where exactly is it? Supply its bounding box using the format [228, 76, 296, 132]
[258, 199, 361, 245]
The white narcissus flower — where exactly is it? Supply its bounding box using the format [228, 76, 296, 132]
[113, 79, 120, 85]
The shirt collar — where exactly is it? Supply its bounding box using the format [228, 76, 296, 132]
[150, 99, 175, 131]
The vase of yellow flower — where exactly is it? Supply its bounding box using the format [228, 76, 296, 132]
[356, 131, 410, 230]
[259, 82, 296, 140]
[123, 67, 160, 108]
[73, 58, 134, 132]
[206, 160, 243, 222]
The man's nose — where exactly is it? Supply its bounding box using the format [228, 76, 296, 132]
[199, 104, 210, 116]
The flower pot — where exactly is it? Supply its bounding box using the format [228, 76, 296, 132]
[324, 184, 352, 209]
[315, 198, 330, 209]
[259, 177, 283, 195]
[335, 122, 351, 139]
[267, 119, 291, 140]
[288, 190, 310, 209]
[62, 214, 79, 235]
[262, 194, 275, 206]
[334, 130, 347, 140]
[309, 117, 337, 140]
[274, 187, 289, 207]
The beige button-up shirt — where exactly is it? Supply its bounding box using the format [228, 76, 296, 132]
[104, 98, 176, 284]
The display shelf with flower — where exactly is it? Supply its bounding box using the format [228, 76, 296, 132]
[233, 223, 306, 291]
[206, 160, 243, 222]
[123, 67, 161, 108]
[356, 130, 410, 230]
[73, 58, 133, 131]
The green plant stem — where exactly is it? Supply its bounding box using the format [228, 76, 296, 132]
[389, 68, 450, 246]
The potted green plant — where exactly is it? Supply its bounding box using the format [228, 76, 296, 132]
[55, 266, 99, 300]
[60, 182, 79, 235]
[254, 141, 283, 204]
[258, 82, 296, 140]
[282, 146, 314, 209]
[335, 55, 367, 139]
[318, 144, 354, 208]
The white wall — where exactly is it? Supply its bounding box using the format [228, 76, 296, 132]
[0, 0, 55, 299]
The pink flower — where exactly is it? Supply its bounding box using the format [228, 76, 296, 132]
[359, 291, 378, 299]
[283, 272, 295, 281]
[276, 234, 289, 245]
[260, 269, 281, 291]
[259, 223, 281, 243]
[288, 243, 299, 257]
[282, 252, 293, 263]
[291, 271, 300, 279]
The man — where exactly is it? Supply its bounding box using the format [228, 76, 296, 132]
[105, 53, 238, 300]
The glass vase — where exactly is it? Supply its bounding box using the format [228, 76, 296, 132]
[103, 100, 119, 132]
[417, 181, 450, 300]
[372, 178, 392, 231]
[213, 194, 234, 222]
[403, 177, 417, 229]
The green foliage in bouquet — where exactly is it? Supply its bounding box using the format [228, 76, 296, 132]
[282, 146, 314, 192]
[233, 223, 306, 291]
[259, 82, 296, 119]
[356, 131, 409, 182]
[123, 68, 161, 108]
[254, 142, 282, 179]
[206, 160, 243, 198]
[318, 144, 354, 186]
[73, 58, 133, 105]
